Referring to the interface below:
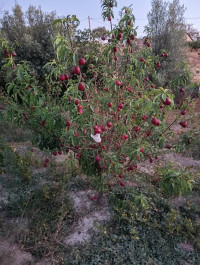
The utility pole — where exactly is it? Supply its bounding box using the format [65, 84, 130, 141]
[88, 16, 91, 40]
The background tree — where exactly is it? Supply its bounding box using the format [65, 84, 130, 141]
[147, 0, 188, 87]
[0, 4, 56, 78]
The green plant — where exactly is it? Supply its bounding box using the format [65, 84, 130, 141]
[157, 163, 194, 196]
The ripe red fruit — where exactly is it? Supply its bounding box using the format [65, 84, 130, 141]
[181, 110, 186, 115]
[108, 102, 113, 108]
[164, 53, 168, 57]
[119, 180, 125, 187]
[78, 107, 83, 114]
[65, 74, 69, 80]
[75, 145, 79, 150]
[108, 16, 112, 21]
[59, 74, 65, 81]
[58, 150, 62, 155]
[72, 66, 81, 75]
[140, 148, 144, 153]
[142, 115, 148, 121]
[118, 33, 122, 40]
[151, 117, 160, 126]
[43, 162, 48, 167]
[25, 116, 29, 120]
[113, 47, 117, 53]
[45, 159, 49, 163]
[127, 39, 132, 45]
[180, 121, 187, 128]
[114, 55, 118, 61]
[134, 126, 140, 133]
[130, 35, 135, 40]
[163, 97, 172, 105]
[41, 120, 46, 126]
[66, 120, 71, 127]
[69, 96, 72, 102]
[101, 36, 106, 41]
[118, 103, 123, 109]
[146, 131, 151, 136]
[95, 156, 100, 162]
[165, 144, 172, 149]
[119, 174, 123, 179]
[115, 80, 121, 86]
[140, 57, 145, 62]
[179, 87, 185, 93]
[53, 152, 57, 156]
[106, 121, 112, 128]
[12, 52, 17, 56]
[78, 82, 85, 91]
[109, 3, 113, 7]
[74, 99, 79, 105]
[79, 58, 86, 65]
[187, 138, 191, 144]
[156, 61, 161, 68]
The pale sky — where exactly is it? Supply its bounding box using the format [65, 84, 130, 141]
[1, 0, 200, 37]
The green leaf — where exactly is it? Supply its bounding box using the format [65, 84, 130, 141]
[73, 53, 78, 66]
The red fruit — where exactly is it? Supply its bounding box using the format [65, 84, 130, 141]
[181, 110, 186, 115]
[180, 121, 187, 128]
[74, 99, 79, 105]
[118, 103, 123, 109]
[164, 53, 168, 57]
[131, 115, 135, 120]
[140, 148, 144, 153]
[109, 3, 113, 7]
[165, 144, 172, 149]
[118, 33, 122, 40]
[75, 145, 79, 150]
[78, 108, 83, 114]
[151, 117, 160, 126]
[69, 96, 72, 102]
[179, 87, 185, 93]
[113, 47, 117, 53]
[130, 35, 135, 40]
[147, 42, 151, 47]
[58, 150, 62, 155]
[156, 61, 161, 68]
[43, 162, 48, 167]
[144, 77, 149, 82]
[79, 58, 86, 65]
[95, 156, 100, 162]
[22, 113, 26, 117]
[53, 152, 57, 156]
[114, 55, 118, 61]
[163, 97, 172, 106]
[142, 115, 148, 121]
[116, 80, 121, 86]
[66, 120, 71, 127]
[30, 106, 34, 110]
[41, 120, 46, 126]
[127, 39, 132, 45]
[119, 180, 125, 187]
[78, 82, 85, 91]
[59, 74, 65, 81]
[83, 129, 87, 133]
[107, 121, 112, 128]
[134, 126, 140, 133]
[155, 178, 161, 182]
[45, 159, 49, 163]
[12, 52, 17, 56]
[140, 57, 145, 62]
[65, 74, 69, 80]
[187, 138, 191, 144]
[151, 84, 155, 88]
[108, 16, 112, 21]
[101, 36, 106, 41]
[149, 158, 153, 163]
[25, 116, 29, 120]
[119, 174, 123, 179]
[108, 102, 113, 108]
[72, 66, 81, 75]
[146, 131, 151, 136]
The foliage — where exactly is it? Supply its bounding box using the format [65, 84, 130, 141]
[157, 163, 194, 195]
[146, 0, 188, 87]
[0, 4, 56, 78]
[188, 40, 200, 50]
[0, 0, 198, 195]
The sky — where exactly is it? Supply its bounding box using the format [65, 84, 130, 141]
[1, 0, 200, 37]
